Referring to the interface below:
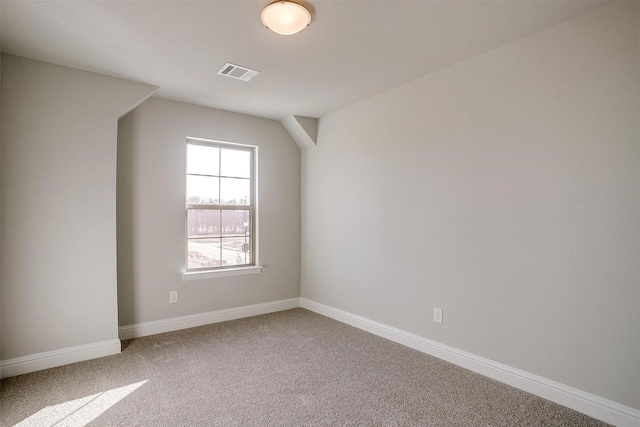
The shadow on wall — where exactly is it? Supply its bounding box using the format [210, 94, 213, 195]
[116, 113, 139, 329]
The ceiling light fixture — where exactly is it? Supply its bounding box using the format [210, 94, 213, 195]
[261, 1, 311, 36]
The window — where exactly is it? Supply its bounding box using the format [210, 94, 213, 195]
[185, 138, 257, 274]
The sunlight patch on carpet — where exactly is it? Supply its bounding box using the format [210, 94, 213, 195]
[14, 380, 148, 427]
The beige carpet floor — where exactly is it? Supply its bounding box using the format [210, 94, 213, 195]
[0, 309, 609, 426]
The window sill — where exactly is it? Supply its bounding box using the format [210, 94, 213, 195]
[182, 266, 263, 281]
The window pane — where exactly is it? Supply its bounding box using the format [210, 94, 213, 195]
[187, 210, 220, 238]
[186, 140, 255, 272]
[187, 175, 219, 204]
[220, 177, 250, 205]
[220, 148, 251, 178]
[187, 144, 219, 176]
[221, 237, 252, 266]
[221, 210, 251, 237]
[187, 238, 222, 269]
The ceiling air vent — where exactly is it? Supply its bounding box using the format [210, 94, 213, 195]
[217, 63, 260, 82]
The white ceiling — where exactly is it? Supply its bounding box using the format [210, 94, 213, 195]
[1, 0, 608, 121]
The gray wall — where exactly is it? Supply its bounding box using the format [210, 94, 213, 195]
[301, 2, 639, 409]
[117, 97, 300, 326]
[0, 55, 156, 360]
[0, 7, 2, 360]
[0, 6, 3, 360]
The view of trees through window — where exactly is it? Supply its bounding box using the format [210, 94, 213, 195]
[186, 141, 254, 270]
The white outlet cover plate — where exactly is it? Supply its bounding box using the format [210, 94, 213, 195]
[433, 307, 443, 324]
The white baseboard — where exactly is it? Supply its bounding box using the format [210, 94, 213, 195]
[300, 298, 640, 427]
[4, 298, 636, 426]
[0, 339, 121, 379]
[118, 297, 300, 340]
[0, 299, 298, 380]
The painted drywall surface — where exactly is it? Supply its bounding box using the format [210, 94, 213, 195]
[0, 55, 156, 360]
[0, 10, 3, 362]
[117, 97, 300, 326]
[301, 2, 639, 409]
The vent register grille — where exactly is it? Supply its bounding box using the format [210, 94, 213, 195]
[217, 63, 260, 81]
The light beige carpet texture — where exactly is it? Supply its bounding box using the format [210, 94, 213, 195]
[0, 309, 609, 426]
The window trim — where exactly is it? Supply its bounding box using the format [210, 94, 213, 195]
[182, 265, 263, 281]
[183, 137, 261, 278]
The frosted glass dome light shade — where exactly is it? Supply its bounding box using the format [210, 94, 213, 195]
[261, 1, 311, 36]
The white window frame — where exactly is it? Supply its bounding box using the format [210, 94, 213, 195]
[182, 137, 262, 281]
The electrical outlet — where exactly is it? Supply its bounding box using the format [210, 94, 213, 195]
[169, 291, 178, 303]
[433, 307, 443, 324]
